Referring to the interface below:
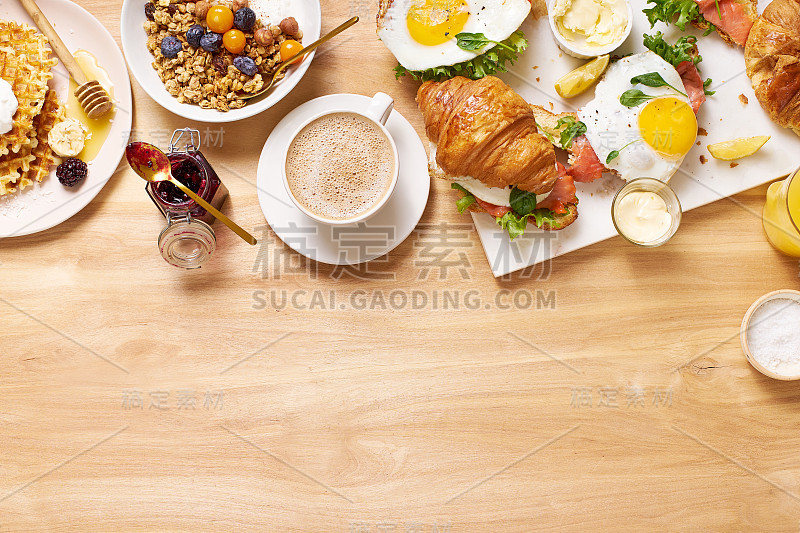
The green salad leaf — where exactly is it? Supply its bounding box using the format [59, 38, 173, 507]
[455, 32, 517, 53]
[394, 30, 528, 82]
[630, 72, 687, 96]
[643, 32, 714, 99]
[555, 117, 587, 150]
[643, 0, 706, 31]
[451, 183, 476, 213]
[509, 187, 537, 216]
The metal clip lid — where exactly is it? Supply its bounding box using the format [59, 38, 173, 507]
[168, 128, 201, 154]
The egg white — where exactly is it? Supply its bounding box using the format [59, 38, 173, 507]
[377, 0, 530, 72]
[578, 51, 692, 183]
[429, 143, 513, 206]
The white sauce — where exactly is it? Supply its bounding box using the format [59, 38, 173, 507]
[0, 79, 18, 134]
[614, 191, 671, 242]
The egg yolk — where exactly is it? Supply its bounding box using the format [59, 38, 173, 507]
[638, 97, 698, 159]
[406, 0, 469, 46]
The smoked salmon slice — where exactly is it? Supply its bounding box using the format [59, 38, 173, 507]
[676, 60, 707, 113]
[694, 0, 755, 46]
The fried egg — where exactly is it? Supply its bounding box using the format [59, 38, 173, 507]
[377, 0, 530, 72]
[579, 51, 697, 182]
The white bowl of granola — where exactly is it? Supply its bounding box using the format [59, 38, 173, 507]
[120, 0, 320, 122]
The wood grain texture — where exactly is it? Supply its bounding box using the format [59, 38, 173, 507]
[2, 1, 800, 531]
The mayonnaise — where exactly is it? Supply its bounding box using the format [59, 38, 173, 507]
[552, 0, 628, 50]
[614, 191, 672, 243]
[0, 78, 18, 134]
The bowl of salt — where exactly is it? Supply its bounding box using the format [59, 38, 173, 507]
[741, 290, 800, 381]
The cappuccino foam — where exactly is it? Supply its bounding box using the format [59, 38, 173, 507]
[286, 112, 395, 221]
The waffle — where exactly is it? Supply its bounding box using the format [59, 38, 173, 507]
[0, 134, 36, 195]
[23, 89, 64, 189]
[0, 20, 58, 157]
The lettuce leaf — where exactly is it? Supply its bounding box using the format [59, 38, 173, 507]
[394, 31, 528, 82]
[451, 183, 476, 213]
[495, 209, 564, 240]
[643, 0, 707, 31]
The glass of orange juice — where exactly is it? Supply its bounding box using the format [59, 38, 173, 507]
[763, 165, 800, 256]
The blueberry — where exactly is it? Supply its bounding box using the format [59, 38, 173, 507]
[233, 55, 257, 76]
[186, 24, 204, 47]
[200, 31, 223, 53]
[160, 36, 181, 58]
[233, 7, 255, 31]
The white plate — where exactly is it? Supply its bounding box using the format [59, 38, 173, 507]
[0, 0, 133, 238]
[475, 3, 800, 277]
[256, 94, 430, 265]
[120, 0, 320, 123]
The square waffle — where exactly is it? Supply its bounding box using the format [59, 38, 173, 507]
[22, 89, 64, 189]
[0, 20, 58, 157]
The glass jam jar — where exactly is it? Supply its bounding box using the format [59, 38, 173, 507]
[146, 129, 229, 269]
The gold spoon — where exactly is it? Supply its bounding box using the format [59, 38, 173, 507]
[125, 142, 257, 245]
[241, 16, 359, 100]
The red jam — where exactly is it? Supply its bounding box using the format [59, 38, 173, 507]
[147, 151, 228, 225]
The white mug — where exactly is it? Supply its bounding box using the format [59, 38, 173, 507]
[281, 93, 399, 225]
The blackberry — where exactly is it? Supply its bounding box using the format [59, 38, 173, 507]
[233, 7, 255, 31]
[200, 31, 223, 53]
[186, 24, 204, 47]
[56, 158, 88, 187]
[144, 2, 155, 19]
[233, 55, 256, 76]
[161, 35, 181, 58]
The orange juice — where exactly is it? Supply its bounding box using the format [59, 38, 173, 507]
[763, 166, 800, 257]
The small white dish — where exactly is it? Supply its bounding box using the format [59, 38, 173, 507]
[0, 0, 133, 238]
[741, 290, 800, 381]
[119, 0, 321, 123]
[547, 0, 633, 59]
[257, 94, 430, 265]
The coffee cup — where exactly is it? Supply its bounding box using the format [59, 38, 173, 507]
[281, 93, 399, 225]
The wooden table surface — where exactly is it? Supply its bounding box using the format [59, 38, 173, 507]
[2, 0, 800, 530]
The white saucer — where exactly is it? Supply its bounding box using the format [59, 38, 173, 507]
[256, 94, 429, 265]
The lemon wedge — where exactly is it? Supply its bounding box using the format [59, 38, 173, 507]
[554, 55, 609, 99]
[707, 136, 770, 161]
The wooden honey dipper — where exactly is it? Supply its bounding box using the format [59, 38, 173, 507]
[19, 0, 113, 119]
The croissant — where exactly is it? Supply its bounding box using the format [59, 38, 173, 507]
[744, 0, 800, 136]
[416, 76, 558, 195]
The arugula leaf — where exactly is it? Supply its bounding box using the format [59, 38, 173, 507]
[534, 120, 556, 144]
[455, 32, 516, 53]
[620, 89, 656, 107]
[643, 32, 700, 67]
[606, 140, 638, 164]
[394, 30, 528, 81]
[643, 0, 706, 31]
[630, 72, 687, 96]
[642, 32, 715, 99]
[451, 183, 476, 214]
[555, 117, 587, 150]
[509, 187, 537, 216]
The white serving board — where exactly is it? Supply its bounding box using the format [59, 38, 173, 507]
[476, 1, 799, 277]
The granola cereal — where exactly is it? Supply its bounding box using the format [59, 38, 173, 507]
[143, 0, 302, 111]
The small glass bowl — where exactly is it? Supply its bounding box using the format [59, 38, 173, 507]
[548, 0, 633, 59]
[611, 178, 682, 247]
[740, 290, 800, 381]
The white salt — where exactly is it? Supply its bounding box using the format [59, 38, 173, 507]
[747, 298, 800, 377]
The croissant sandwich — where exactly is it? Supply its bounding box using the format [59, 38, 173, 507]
[745, 0, 800, 136]
[416, 76, 579, 239]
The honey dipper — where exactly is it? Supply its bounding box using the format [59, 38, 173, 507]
[18, 0, 113, 119]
